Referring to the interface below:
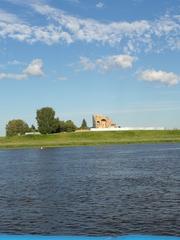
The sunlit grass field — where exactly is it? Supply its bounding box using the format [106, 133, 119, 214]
[0, 130, 180, 149]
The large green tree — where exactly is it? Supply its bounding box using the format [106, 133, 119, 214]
[6, 119, 30, 136]
[36, 107, 59, 134]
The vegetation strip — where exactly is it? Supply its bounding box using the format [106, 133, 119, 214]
[0, 130, 180, 149]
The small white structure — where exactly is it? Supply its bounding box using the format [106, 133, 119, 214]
[90, 127, 165, 131]
[25, 132, 41, 135]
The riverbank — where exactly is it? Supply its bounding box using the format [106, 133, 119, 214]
[0, 130, 180, 149]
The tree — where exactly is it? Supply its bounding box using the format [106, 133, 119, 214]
[36, 107, 59, 134]
[30, 124, 37, 132]
[64, 120, 77, 132]
[57, 120, 66, 132]
[6, 119, 30, 136]
[80, 118, 89, 129]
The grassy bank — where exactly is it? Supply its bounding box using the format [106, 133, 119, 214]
[0, 130, 180, 149]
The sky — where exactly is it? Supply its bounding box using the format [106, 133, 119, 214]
[0, 0, 180, 135]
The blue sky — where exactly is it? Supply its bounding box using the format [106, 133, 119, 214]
[0, 0, 180, 135]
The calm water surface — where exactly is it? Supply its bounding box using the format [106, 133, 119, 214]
[0, 144, 179, 236]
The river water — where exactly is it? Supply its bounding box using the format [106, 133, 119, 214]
[0, 144, 179, 236]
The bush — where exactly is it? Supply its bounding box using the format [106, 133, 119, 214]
[6, 119, 30, 136]
[64, 120, 77, 132]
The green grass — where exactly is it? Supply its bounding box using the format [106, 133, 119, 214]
[0, 130, 180, 149]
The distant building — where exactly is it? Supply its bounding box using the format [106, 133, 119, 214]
[92, 114, 117, 129]
[91, 114, 165, 132]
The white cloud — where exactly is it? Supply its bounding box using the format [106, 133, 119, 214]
[96, 2, 104, 8]
[0, 58, 44, 80]
[29, 2, 180, 52]
[24, 59, 43, 76]
[0, 2, 179, 53]
[0, 72, 26, 80]
[0, 7, 73, 45]
[139, 69, 180, 85]
[109, 55, 135, 68]
[0, 20, 73, 45]
[79, 57, 95, 70]
[7, 60, 24, 65]
[66, 0, 80, 3]
[0, 9, 22, 23]
[58, 75, 67, 81]
[80, 54, 135, 71]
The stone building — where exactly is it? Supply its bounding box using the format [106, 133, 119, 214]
[92, 114, 117, 128]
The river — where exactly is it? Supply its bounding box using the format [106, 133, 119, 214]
[0, 144, 179, 236]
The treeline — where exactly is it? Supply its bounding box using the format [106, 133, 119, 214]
[6, 107, 89, 137]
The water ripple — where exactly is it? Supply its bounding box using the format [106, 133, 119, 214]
[0, 143, 179, 236]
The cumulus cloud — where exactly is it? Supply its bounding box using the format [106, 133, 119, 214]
[0, 58, 44, 80]
[24, 59, 43, 76]
[0, 2, 179, 53]
[96, 2, 104, 8]
[139, 69, 180, 85]
[80, 54, 135, 71]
